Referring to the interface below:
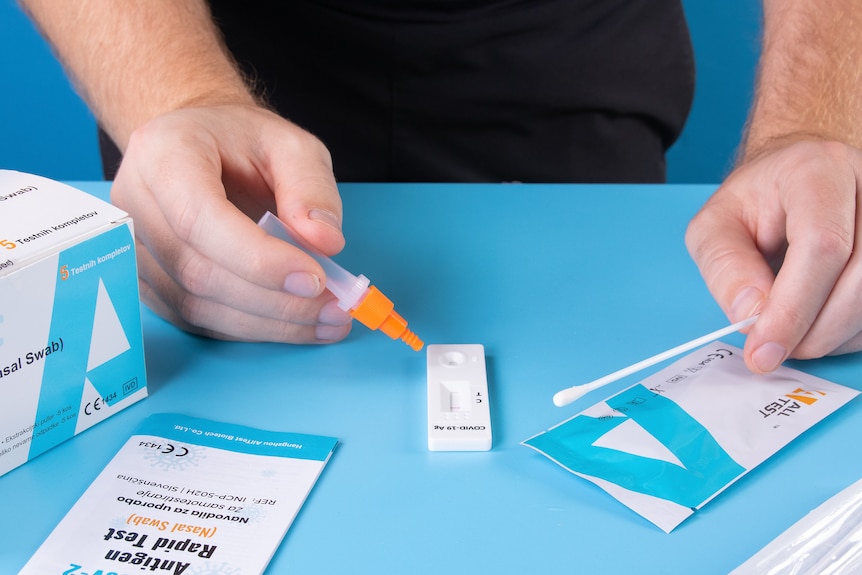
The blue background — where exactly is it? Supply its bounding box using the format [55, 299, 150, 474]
[0, 0, 762, 183]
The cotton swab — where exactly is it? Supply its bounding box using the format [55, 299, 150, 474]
[552, 315, 759, 407]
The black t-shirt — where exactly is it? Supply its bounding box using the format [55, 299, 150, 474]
[102, 0, 695, 182]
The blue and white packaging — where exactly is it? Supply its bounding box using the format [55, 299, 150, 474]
[524, 343, 859, 532]
[0, 170, 147, 477]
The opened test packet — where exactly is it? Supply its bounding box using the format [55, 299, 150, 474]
[524, 342, 859, 532]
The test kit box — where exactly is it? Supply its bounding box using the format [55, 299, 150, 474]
[0, 170, 147, 477]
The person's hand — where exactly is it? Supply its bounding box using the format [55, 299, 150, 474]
[686, 139, 862, 373]
[111, 104, 353, 343]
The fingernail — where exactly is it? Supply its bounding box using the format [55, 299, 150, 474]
[318, 299, 352, 326]
[731, 287, 764, 323]
[752, 342, 786, 373]
[282, 271, 321, 297]
[309, 208, 341, 232]
[316, 323, 351, 341]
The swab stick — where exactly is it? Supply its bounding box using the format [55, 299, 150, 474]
[552, 315, 759, 407]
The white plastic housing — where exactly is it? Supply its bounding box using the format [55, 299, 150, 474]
[427, 344, 492, 451]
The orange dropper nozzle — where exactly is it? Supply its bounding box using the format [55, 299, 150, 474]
[258, 212, 424, 351]
[349, 285, 424, 351]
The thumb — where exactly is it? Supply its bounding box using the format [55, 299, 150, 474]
[685, 194, 775, 328]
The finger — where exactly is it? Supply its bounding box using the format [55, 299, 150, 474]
[827, 330, 862, 356]
[256, 118, 345, 256]
[744, 156, 856, 370]
[685, 186, 775, 325]
[135, 236, 329, 326]
[798, 266, 862, 358]
[788, 175, 862, 357]
[136, 243, 352, 343]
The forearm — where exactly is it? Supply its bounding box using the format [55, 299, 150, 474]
[18, 0, 256, 151]
[743, 0, 862, 159]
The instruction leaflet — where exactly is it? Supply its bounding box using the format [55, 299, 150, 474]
[20, 413, 337, 574]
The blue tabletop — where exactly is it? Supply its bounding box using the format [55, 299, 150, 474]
[3, 182, 861, 574]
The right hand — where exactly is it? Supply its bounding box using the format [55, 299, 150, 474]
[686, 139, 862, 372]
[110, 104, 354, 343]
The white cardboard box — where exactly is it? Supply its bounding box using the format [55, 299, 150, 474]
[0, 170, 147, 477]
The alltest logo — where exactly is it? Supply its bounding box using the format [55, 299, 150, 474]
[786, 387, 827, 405]
[759, 387, 826, 419]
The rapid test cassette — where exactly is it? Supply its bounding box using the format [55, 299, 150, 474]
[427, 344, 492, 451]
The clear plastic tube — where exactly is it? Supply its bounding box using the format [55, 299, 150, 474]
[732, 478, 862, 574]
[258, 211, 423, 351]
[258, 212, 370, 311]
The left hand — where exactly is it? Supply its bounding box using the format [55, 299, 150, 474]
[686, 138, 862, 373]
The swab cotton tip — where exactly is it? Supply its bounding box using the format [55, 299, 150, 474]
[553, 389, 583, 407]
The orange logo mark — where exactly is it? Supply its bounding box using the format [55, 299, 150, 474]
[785, 387, 825, 405]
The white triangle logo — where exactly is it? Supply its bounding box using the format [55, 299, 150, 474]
[592, 418, 686, 468]
[87, 278, 131, 371]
